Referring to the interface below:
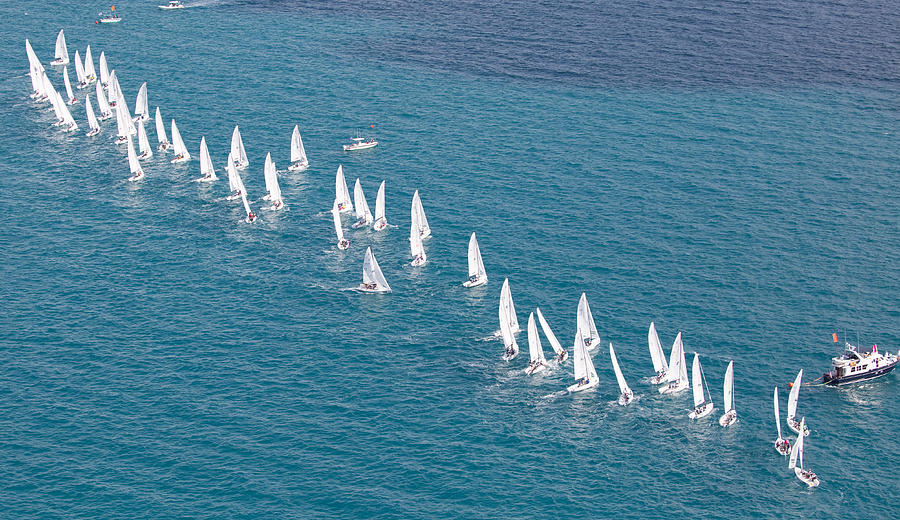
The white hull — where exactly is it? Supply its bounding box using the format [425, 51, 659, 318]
[245, 215, 258, 224]
[463, 276, 487, 288]
[556, 351, 569, 363]
[411, 256, 426, 267]
[226, 191, 242, 201]
[617, 391, 634, 406]
[373, 218, 387, 231]
[358, 285, 390, 293]
[171, 155, 190, 164]
[525, 362, 547, 375]
[774, 438, 791, 456]
[158, 142, 171, 151]
[567, 379, 598, 393]
[649, 372, 667, 384]
[659, 380, 689, 394]
[344, 141, 378, 151]
[288, 161, 308, 172]
[50, 59, 69, 66]
[336, 202, 352, 213]
[718, 409, 737, 427]
[794, 468, 820, 487]
[689, 402, 715, 419]
[86, 128, 101, 137]
[351, 219, 370, 229]
[787, 418, 810, 437]
[197, 175, 217, 183]
[337, 239, 350, 250]
[128, 172, 145, 182]
[269, 201, 284, 211]
[502, 348, 518, 362]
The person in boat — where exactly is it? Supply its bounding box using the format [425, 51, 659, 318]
[339, 239, 349, 249]
[174, 154, 184, 161]
[558, 351, 566, 362]
[584, 337, 592, 347]
[468, 274, 478, 283]
[248, 212, 257, 222]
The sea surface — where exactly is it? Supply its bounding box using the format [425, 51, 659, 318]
[1, 1, 898, 518]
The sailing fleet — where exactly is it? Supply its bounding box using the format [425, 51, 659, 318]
[25, 26, 877, 492]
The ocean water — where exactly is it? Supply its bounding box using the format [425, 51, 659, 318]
[2, 1, 898, 518]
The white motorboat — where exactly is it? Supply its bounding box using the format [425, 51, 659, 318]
[718, 361, 737, 427]
[823, 342, 898, 386]
[786, 369, 810, 437]
[524, 313, 548, 375]
[343, 135, 378, 151]
[159, 0, 186, 9]
[659, 332, 689, 394]
[610, 342, 633, 405]
[97, 7, 122, 24]
[462, 232, 487, 287]
[359, 247, 390, 293]
[773, 387, 791, 456]
[372, 180, 388, 230]
[789, 417, 820, 488]
[567, 330, 599, 392]
[688, 353, 714, 419]
[535, 307, 567, 363]
[287, 125, 309, 171]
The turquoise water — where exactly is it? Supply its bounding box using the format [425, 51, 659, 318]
[2, 1, 898, 518]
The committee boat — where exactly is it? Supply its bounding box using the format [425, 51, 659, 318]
[159, 0, 185, 9]
[343, 135, 378, 151]
[822, 342, 898, 386]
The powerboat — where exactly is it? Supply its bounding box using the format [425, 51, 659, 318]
[159, 1, 186, 9]
[343, 136, 378, 151]
[823, 342, 898, 386]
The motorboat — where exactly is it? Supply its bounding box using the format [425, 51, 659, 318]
[159, 1, 186, 9]
[343, 135, 378, 151]
[823, 342, 898, 386]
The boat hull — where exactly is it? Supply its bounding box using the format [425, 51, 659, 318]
[337, 240, 349, 250]
[524, 362, 547, 375]
[411, 257, 426, 267]
[343, 141, 378, 151]
[794, 467, 820, 487]
[649, 372, 667, 385]
[567, 379, 599, 393]
[718, 409, 737, 427]
[823, 361, 896, 386]
[774, 438, 791, 456]
[463, 277, 487, 288]
[128, 172, 144, 182]
[373, 219, 388, 231]
[659, 380, 689, 395]
[617, 391, 634, 406]
[787, 418, 810, 437]
[689, 402, 714, 419]
[357, 285, 389, 293]
[288, 161, 308, 172]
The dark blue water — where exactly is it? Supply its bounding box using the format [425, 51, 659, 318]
[2, 1, 898, 518]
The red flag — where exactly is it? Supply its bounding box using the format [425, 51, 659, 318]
[873, 344, 877, 353]
[832, 332, 837, 343]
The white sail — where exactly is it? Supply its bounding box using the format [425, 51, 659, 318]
[527, 313, 547, 365]
[787, 369, 802, 421]
[44, 74, 63, 121]
[84, 46, 96, 81]
[63, 66, 75, 103]
[199, 137, 217, 180]
[85, 95, 100, 133]
[353, 178, 373, 225]
[789, 418, 804, 469]
[115, 91, 136, 140]
[535, 307, 565, 357]
[467, 232, 487, 281]
[584, 335, 599, 382]
[373, 180, 387, 229]
[107, 70, 118, 106]
[332, 202, 346, 243]
[57, 90, 77, 131]
[99, 51, 109, 85]
[774, 387, 783, 440]
[411, 190, 431, 239]
[52, 29, 69, 65]
[263, 153, 282, 203]
[691, 354, 705, 408]
[126, 136, 142, 177]
[137, 120, 153, 159]
[648, 321, 668, 374]
[410, 216, 426, 265]
[25, 39, 44, 75]
[334, 165, 353, 213]
[723, 361, 734, 413]
[226, 153, 240, 193]
[230, 125, 249, 168]
[573, 330, 587, 381]
[74, 50, 86, 85]
[575, 293, 600, 350]
[154, 107, 169, 146]
[170, 119, 190, 160]
[362, 247, 391, 292]
[610, 342, 632, 398]
[499, 293, 518, 360]
[95, 80, 111, 118]
[500, 278, 520, 333]
[290, 125, 308, 165]
[666, 333, 685, 384]
[134, 82, 149, 121]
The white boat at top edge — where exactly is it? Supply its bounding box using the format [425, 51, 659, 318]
[159, 1, 186, 9]
[343, 135, 378, 151]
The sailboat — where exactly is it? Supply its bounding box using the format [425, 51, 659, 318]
[113, 91, 136, 144]
[351, 179, 373, 228]
[786, 369, 810, 436]
[99, 51, 110, 86]
[411, 190, 431, 239]
[575, 293, 601, 351]
[499, 278, 520, 333]
[235, 171, 257, 223]
[659, 332, 689, 394]
[648, 322, 669, 384]
[535, 307, 568, 362]
[155, 107, 170, 150]
[462, 232, 487, 287]
[197, 137, 217, 182]
[26, 40, 46, 100]
[230, 125, 249, 169]
[718, 361, 737, 427]
[51, 29, 69, 66]
[373, 180, 388, 230]
[225, 153, 241, 200]
[263, 153, 284, 209]
[85, 95, 101, 136]
[170, 119, 191, 163]
[84, 46, 97, 83]
[359, 247, 391, 293]
[332, 201, 349, 250]
[773, 387, 791, 456]
[287, 125, 309, 171]
[789, 418, 820, 487]
[568, 330, 599, 392]
[95, 80, 112, 120]
[106, 70, 118, 107]
[126, 135, 144, 182]
[63, 66, 76, 104]
[499, 291, 519, 361]
[43, 75, 64, 124]
[74, 50, 88, 89]
[136, 120, 153, 160]
[334, 165, 353, 213]
[610, 342, 634, 405]
[410, 214, 427, 266]
[133, 82, 149, 122]
[688, 353, 714, 418]
[524, 313, 548, 374]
